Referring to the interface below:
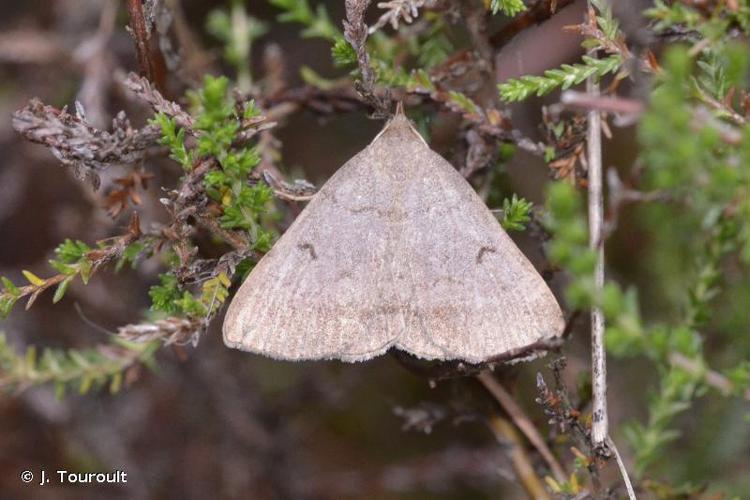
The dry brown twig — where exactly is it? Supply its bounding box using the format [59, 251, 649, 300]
[477, 370, 567, 483]
[413, 90, 549, 158]
[560, 90, 644, 126]
[344, 0, 392, 117]
[124, 0, 167, 91]
[104, 168, 155, 218]
[117, 316, 202, 346]
[587, 70, 608, 452]
[536, 370, 590, 445]
[122, 72, 195, 132]
[112, 242, 240, 348]
[566, 3, 632, 60]
[124, 72, 276, 146]
[584, 6, 636, 495]
[12, 100, 160, 189]
[487, 415, 552, 500]
[369, 0, 429, 33]
[262, 171, 317, 202]
[603, 168, 670, 239]
[264, 85, 366, 116]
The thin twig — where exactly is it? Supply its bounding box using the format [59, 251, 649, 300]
[693, 84, 747, 126]
[124, 0, 167, 91]
[586, 57, 608, 450]
[487, 415, 552, 500]
[122, 72, 194, 131]
[561, 91, 643, 115]
[670, 352, 750, 402]
[536, 368, 602, 492]
[343, 0, 391, 117]
[585, 5, 637, 497]
[3, 213, 142, 310]
[477, 370, 567, 483]
[607, 436, 637, 500]
[603, 168, 671, 240]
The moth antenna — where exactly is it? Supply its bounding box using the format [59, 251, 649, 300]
[395, 100, 405, 117]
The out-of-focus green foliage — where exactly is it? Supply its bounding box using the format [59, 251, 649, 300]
[207, 0, 268, 91]
[490, 0, 526, 17]
[0, 332, 160, 397]
[2, 0, 750, 494]
[535, 1, 750, 489]
[270, 0, 340, 40]
[0, 238, 122, 318]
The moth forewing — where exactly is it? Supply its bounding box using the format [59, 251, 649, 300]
[223, 110, 564, 363]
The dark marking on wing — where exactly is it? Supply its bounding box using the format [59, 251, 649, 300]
[476, 246, 496, 264]
[298, 243, 318, 260]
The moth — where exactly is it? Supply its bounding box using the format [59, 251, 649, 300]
[223, 107, 564, 363]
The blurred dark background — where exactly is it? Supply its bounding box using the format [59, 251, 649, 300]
[2, 1, 746, 499]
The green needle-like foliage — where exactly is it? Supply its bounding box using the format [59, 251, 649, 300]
[270, 0, 340, 41]
[499, 195, 533, 232]
[0, 332, 160, 397]
[490, 0, 526, 17]
[498, 54, 622, 102]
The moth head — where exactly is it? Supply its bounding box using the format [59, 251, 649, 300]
[373, 102, 428, 147]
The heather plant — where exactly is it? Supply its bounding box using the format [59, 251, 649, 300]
[1, 0, 749, 497]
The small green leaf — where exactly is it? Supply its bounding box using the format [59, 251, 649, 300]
[243, 100, 260, 119]
[55, 239, 91, 264]
[54, 380, 66, 400]
[68, 350, 91, 368]
[1, 277, 19, 296]
[25, 345, 37, 371]
[490, 0, 526, 16]
[52, 277, 74, 304]
[408, 69, 436, 93]
[299, 66, 338, 91]
[79, 375, 94, 395]
[331, 37, 357, 68]
[447, 91, 481, 115]
[499, 195, 533, 232]
[109, 371, 123, 394]
[22, 270, 45, 287]
[218, 271, 232, 288]
[49, 260, 77, 275]
[149, 273, 182, 313]
[0, 296, 18, 318]
[79, 260, 93, 285]
[116, 242, 146, 272]
[544, 146, 556, 162]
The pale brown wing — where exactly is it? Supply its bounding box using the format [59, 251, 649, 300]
[391, 142, 564, 363]
[223, 122, 416, 361]
[223, 114, 563, 362]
